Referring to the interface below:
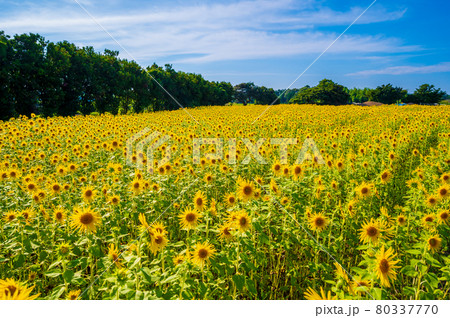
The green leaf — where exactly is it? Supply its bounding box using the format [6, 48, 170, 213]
[14, 254, 24, 268]
[45, 269, 62, 278]
[232, 275, 245, 291]
[160, 274, 178, 284]
[141, 267, 154, 284]
[405, 249, 421, 255]
[63, 270, 74, 283]
[246, 279, 257, 296]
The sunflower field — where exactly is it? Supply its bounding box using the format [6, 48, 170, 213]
[1, 104, 450, 300]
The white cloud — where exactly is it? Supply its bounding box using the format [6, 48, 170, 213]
[0, 0, 411, 64]
[347, 62, 450, 76]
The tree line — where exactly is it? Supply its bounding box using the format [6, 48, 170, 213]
[1, 31, 449, 120]
[287, 79, 447, 106]
[0, 31, 233, 120]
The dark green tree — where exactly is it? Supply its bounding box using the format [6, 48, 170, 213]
[290, 79, 349, 105]
[367, 84, 407, 104]
[411, 84, 446, 104]
[254, 86, 279, 105]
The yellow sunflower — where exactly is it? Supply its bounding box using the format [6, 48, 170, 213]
[355, 182, 374, 199]
[71, 207, 101, 234]
[375, 246, 400, 288]
[224, 192, 237, 207]
[236, 178, 255, 202]
[309, 212, 329, 232]
[66, 290, 81, 300]
[437, 184, 450, 200]
[179, 207, 202, 230]
[3, 210, 17, 222]
[396, 214, 407, 226]
[193, 190, 207, 211]
[234, 210, 252, 232]
[304, 287, 337, 300]
[218, 223, 234, 241]
[81, 186, 96, 202]
[109, 195, 120, 205]
[359, 219, 382, 245]
[380, 170, 392, 183]
[149, 233, 168, 255]
[422, 213, 435, 228]
[192, 242, 215, 267]
[437, 210, 449, 225]
[108, 243, 122, 267]
[0, 278, 39, 300]
[427, 235, 442, 253]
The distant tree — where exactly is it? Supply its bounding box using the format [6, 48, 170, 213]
[348, 87, 371, 103]
[233, 82, 257, 105]
[367, 84, 407, 104]
[0, 31, 14, 120]
[9, 33, 47, 116]
[411, 84, 446, 104]
[290, 79, 349, 105]
[275, 88, 300, 104]
[254, 86, 279, 105]
[289, 85, 311, 104]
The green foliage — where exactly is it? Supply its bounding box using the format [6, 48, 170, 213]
[408, 84, 447, 104]
[367, 84, 407, 104]
[233, 82, 279, 105]
[274, 88, 300, 104]
[348, 87, 371, 103]
[290, 79, 350, 105]
[0, 31, 234, 120]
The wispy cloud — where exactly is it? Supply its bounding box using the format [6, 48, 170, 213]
[347, 62, 450, 76]
[0, 0, 411, 64]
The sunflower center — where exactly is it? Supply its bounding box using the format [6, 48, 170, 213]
[440, 188, 448, 196]
[6, 285, 17, 296]
[274, 164, 281, 171]
[379, 259, 389, 273]
[315, 217, 325, 227]
[294, 167, 301, 174]
[155, 236, 163, 244]
[429, 238, 437, 247]
[133, 182, 140, 189]
[441, 212, 449, 220]
[8, 215, 15, 221]
[198, 248, 208, 259]
[23, 212, 29, 219]
[381, 173, 388, 180]
[239, 217, 247, 226]
[367, 226, 378, 237]
[85, 190, 93, 197]
[80, 213, 94, 225]
[28, 184, 35, 190]
[229, 197, 235, 203]
[196, 198, 203, 206]
[361, 187, 369, 194]
[186, 213, 196, 222]
[56, 212, 62, 219]
[243, 186, 252, 195]
[425, 217, 433, 222]
[53, 185, 60, 191]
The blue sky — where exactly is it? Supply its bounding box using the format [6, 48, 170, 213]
[1, 0, 449, 92]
